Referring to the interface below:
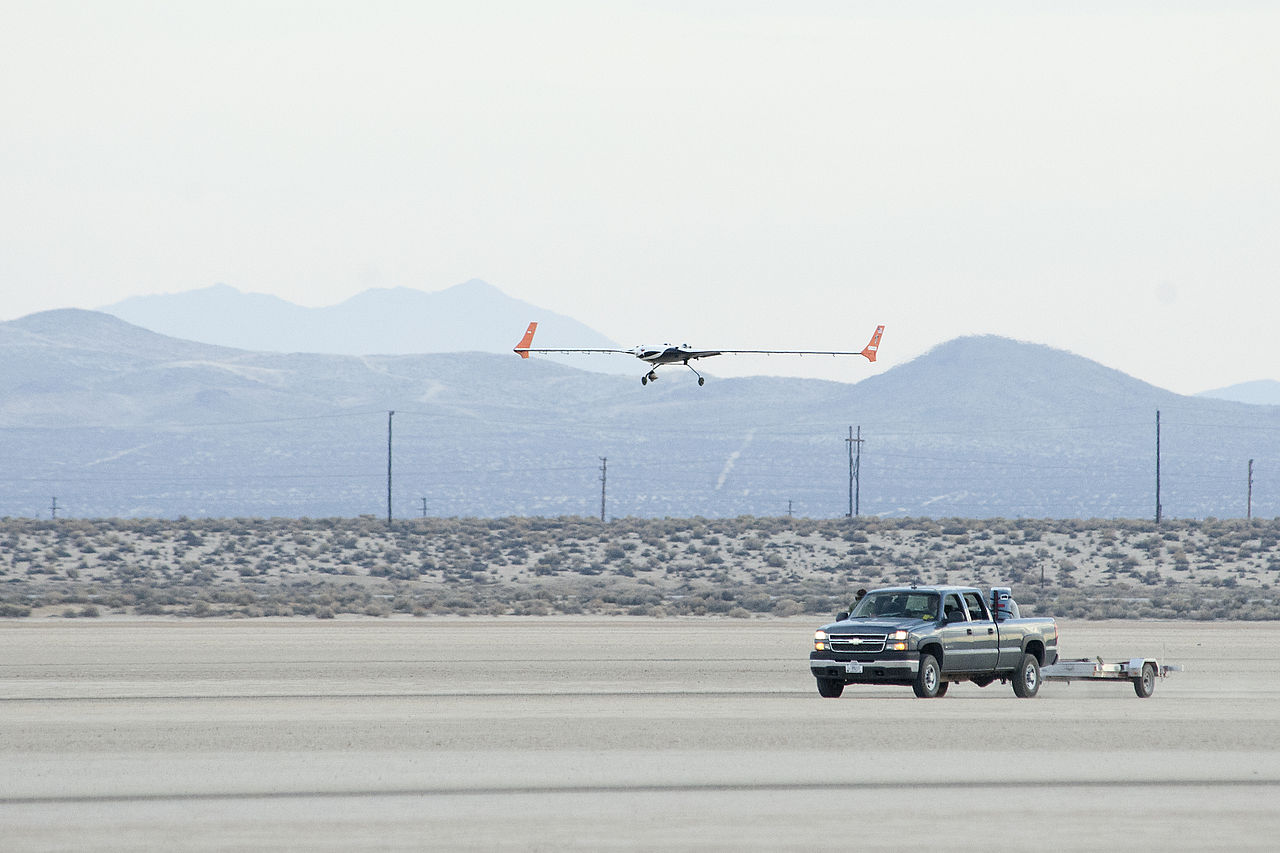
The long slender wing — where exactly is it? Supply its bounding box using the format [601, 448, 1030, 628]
[514, 323, 885, 362]
[513, 322, 634, 358]
[712, 325, 885, 362]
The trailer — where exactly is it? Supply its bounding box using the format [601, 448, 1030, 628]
[1040, 657, 1183, 698]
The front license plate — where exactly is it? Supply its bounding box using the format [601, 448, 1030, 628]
[845, 662, 863, 674]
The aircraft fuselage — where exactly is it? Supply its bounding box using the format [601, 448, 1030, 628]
[634, 345, 722, 366]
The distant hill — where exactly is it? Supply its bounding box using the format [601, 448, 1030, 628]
[1197, 380, 1280, 406]
[2, 311, 1278, 520]
[99, 279, 620, 358]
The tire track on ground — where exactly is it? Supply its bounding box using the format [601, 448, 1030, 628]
[5, 778, 1279, 807]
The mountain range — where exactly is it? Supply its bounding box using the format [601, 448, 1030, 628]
[3, 297, 1279, 520]
[100, 279, 620, 359]
[1196, 379, 1280, 406]
[99, 280, 1280, 402]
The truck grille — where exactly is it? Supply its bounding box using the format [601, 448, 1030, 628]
[828, 633, 886, 654]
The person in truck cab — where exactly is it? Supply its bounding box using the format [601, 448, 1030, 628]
[849, 589, 867, 613]
[943, 596, 966, 621]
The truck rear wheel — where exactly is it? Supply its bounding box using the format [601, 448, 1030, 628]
[913, 654, 942, 698]
[1133, 662, 1156, 698]
[1011, 653, 1040, 698]
[816, 677, 844, 698]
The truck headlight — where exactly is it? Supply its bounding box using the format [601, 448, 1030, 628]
[886, 629, 909, 652]
[814, 630, 829, 651]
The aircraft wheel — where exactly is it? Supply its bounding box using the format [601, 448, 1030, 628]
[698, 377, 705, 386]
[641, 375, 648, 385]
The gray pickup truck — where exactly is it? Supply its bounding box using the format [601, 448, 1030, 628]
[809, 585, 1058, 699]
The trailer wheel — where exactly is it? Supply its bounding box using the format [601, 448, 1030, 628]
[913, 654, 942, 698]
[1011, 653, 1040, 698]
[1133, 662, 1156, 698]
[816, 677, 844, 698]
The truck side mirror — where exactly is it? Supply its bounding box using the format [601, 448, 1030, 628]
[837, 611, 850, 622]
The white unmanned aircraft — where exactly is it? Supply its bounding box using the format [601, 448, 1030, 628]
[514, 322, 884, 386]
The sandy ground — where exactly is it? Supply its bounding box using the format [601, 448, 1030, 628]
[2, 617, 1278, 851]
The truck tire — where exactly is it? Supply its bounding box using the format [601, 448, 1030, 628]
[913, 654, 942, 698]
[816, 677, 844, 698]
[1133, 662, 1156, 698]
[1011, 653, 1040, 698]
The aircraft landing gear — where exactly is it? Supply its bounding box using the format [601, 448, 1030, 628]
[685, 363, 706, 386]
[642, 370, 658, 385]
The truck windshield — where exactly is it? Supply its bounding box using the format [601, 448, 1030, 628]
[851, 591, 940, 621]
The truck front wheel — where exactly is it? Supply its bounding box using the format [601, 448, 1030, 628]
[1133, 662, 1156, 698]
[1011, 653, 1041, 698]
[816, 677, 844, 698]
[913, 654, 943, 698]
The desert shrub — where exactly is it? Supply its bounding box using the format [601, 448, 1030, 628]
[772, 598, 803, 617]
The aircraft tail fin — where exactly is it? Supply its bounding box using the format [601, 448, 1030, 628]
[514, 322, 538, 358]
[860, 325, 884, 362]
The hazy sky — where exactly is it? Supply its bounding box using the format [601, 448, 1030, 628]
[3, 2, 1277, 394]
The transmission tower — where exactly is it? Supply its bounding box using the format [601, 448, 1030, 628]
[387, 410, 395, 524]
[846, 426, 864, 517]
[599, 457, 608, 522]
[1155, 410, 1162, 524]
[1248, 459, 1254, 519]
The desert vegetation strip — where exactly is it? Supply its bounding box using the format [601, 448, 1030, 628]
[2, 515, 1279, 620]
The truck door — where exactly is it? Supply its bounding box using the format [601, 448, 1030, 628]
[961, 590, 999, 673]
[938, 593, 986, 675]
[987, 590, 1025, 670]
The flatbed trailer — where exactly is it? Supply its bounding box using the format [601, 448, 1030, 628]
[1040, 657, 1183, 698]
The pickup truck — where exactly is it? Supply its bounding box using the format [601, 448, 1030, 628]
[809, 585, 1058, 699]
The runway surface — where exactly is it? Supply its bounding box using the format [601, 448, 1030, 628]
[2, 617, 1278, 850]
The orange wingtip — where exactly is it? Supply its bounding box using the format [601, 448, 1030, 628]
[514, 321, 537, 358]
[860, 325, 884, 362]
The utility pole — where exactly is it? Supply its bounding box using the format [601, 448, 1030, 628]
[421, 496, 428, 519]
[50, 497, 58, 520]
[387, 410, 395, 524]
[1248, 459, 1254, 519]
[787, 499, 793, 519]
[846, 426, 864, 517]
[1155, 410, 1162, 524]
[599, 457, 607, 522]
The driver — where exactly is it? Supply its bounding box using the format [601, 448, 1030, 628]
[850, 588, 868, 612]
